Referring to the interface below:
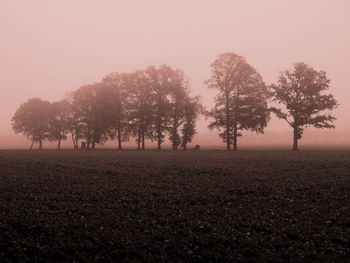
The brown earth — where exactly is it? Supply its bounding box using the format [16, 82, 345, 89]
[0, 150, 349, 262]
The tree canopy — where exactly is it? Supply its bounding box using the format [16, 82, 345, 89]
[12, 98, 52, 150]
[11, 58, 339, 151]
[206, 52, 270, 151]
[270, 62, 338, 151]
[12, 65, 202, 150]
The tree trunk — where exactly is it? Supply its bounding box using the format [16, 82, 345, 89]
[233, 121, 238, 152]
[172, 130, 176, 150]
[87, 128, 91, 149]
[57, 138, 61, 150]
[71, 134, 76, 149]
[157, 103, 162, 150]
[29, 139, 34, 150]
[92, 142, 96, 150]
[157, 122, 162, 150]
[117, 127, 122, 150]
[225, 95, 231, 151]
[183, 143, 187, 151]
[226, 132, 231, 151]
[39, 138, 43, 150]
[293, 126, 299, 151]
[71, 133, 77, 150]
[157, 124, 162, 150]
[137, 131, 141, 150]
[142, 132, 145, 151]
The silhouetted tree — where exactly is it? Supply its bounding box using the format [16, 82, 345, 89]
[146, 65, 173, 150]
[270, 62, 338, 151]
[90, 86, 113, 149]
[206, 52, 270, 151]
[71, 84, 100, 149]
[126, 70, 153, 150]
[181, 96, 202, 150]
[101, 72, 130, 149]
[168, 69, 189, 150]
[64, 93, 83, 150]
[12, 97, 51, 150]
[12, 66, 202, 151]
[48, 100, 70, 150]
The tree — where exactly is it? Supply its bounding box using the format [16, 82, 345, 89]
[126, 70, 153, 150]
[90, 86, 113, 149]
[101, 72, 130, 150]
[181, 96, 202, 150]
[168, 69, 189, 150]
[12, 97, 51, 150]
[64, 92, 83, 150]
[270, 62, 338, 151]
[71, 84, 102, 149]
[206, 52, 270, 151]
[48, 100, 70, 150]
[146, 65, 173, 150]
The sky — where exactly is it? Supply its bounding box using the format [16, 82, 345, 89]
[0, 0, 349, 149]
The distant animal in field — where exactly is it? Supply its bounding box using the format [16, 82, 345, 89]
[194, 145, 200, 151]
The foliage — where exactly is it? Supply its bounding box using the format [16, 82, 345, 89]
[167, 68, 190, 150]
[146, 65, 173, 150]
[11, 98, 52, 149]
[270, 62, 338, 151]
[101, 72, 131, 149]
[11, 59, 339, 151]
[206, 52, 270, 151]
[47, 100, 71, 149]
[181, 96, 202, 150]
[12, 65, 202, 150]
[125, 70, 154, 150]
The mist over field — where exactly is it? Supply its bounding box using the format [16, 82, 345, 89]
[1, 1, 350, 149]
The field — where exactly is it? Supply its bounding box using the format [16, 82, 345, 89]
[0, 150, 349, 262]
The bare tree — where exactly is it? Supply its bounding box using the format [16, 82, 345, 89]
[206, 52, 270, 151]
[270, 62, 338, 151]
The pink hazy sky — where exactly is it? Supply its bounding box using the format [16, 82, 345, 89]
[0, 1, 349, 148]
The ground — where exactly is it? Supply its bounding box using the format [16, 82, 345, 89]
[0, 150, 349, 262]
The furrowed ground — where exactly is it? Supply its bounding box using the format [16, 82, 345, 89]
[0, 150, 349, 262]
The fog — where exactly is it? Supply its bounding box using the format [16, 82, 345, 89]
[1, 0, 349, 149]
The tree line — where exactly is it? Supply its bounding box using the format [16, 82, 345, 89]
[12, 52, 338, 151]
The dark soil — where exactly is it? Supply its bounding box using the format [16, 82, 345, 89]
[0, 150, 349, 262]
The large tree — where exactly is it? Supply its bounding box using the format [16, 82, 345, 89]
[64, 92, 83, 150]
[270, 62, 338, 151]
[181, 96, 202, 150]
[126, 70, 153, 150]
[101, 72, 130, 150]
[146, 65, 173, 150]
[71, 83, 107, 149]
[48, 100, 71, 150]
[168, 69, 189, 150]
[90, 86, 113, 149]
[12, 97, 52, 150]
[206, 52, 270, 151]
